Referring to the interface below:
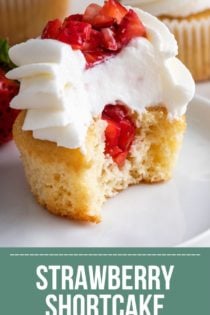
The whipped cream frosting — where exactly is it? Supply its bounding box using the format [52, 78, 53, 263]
[122, 0, 210, 17]
[7, 8, 195, 151]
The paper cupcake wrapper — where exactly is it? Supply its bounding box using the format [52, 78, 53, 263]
[0, 0, 69, 45]
[162, 17, 210, 81]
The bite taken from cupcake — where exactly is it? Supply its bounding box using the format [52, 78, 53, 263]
[7, 0, 195, 222]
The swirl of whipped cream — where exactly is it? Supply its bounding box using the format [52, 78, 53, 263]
[7, 8, 195, 151]
[122, 0, 210, 17]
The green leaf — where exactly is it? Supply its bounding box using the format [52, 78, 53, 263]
[0, 38, 15, 70]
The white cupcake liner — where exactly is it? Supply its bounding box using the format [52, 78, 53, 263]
[162, 16, 210, 81]
[0, 0, 69, 45]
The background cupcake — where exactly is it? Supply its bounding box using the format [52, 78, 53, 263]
[121, 0, 210, 81]
[0, 0, 70, 45]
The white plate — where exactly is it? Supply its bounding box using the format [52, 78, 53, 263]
[0, 96, 210, 247]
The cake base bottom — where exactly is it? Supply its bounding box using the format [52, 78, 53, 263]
[13, 107, 186, 223]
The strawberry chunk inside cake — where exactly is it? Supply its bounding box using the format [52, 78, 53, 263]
[102, 104, 136, 167]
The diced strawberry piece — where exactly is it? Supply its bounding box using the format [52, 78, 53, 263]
[100, 0, 128, 24]
[102, 104, 129, 122]
[0, 69, 20, 145]
[82, 29, 102, 51]
[84, 51, 112, 68]
[104, 119, 121, 147]
[114, 151, 128, 167]
[90, 14, 115, 28]
[105, 139, 128, 167]
[63, 14, 83, 23]
[102, 103, 136, 167]
[41, 19, 62, 39]
[83, 51, 103, 67]
[117, 9, 147, 46]
[83, 3, 102, 23]
[83, 1, 127, 27]
[83, 2, 115, 28]
[107, 146, 122, 157]
[101, 28, 118, 51]
[119, 119, 136, 151]
[57, 21, 92, 49]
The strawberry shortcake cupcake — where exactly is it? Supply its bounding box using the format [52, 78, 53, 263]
[7, 0, 195, 222]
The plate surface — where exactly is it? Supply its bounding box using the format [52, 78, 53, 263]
[0, 96, 210, 247]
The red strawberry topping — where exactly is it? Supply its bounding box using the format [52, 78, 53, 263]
[102, 104, 136, 167]
[117, 9, 147, 46]
[0, 69, 19, 145]
[83, 4, 102, 24]
[41, 19, 62, 40]
[101, 28, 118, 51]
[41, 0, 147, 68]
[63, 14, 83, 22]
[83, 3, 114, 28]
[83, 29, 102, 51]
[83, 51, 112, 67]
[100, 0, 128, 24]
[57, 21, 92, 49]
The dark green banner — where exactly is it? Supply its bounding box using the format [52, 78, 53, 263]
[0, 248, 209, 314]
